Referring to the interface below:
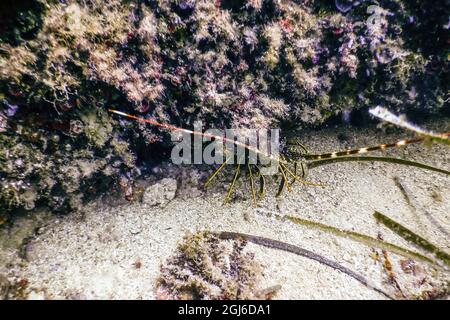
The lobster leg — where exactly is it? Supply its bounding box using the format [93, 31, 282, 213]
[255, 166, 266, 199]
[204, 155, 233, 188]
[276, 160, 297, 197]
[281, 162, 323, 187]
[285, 138, 310, 155]
[224, 164, 241, 204]
[247, 164, 257, 206]
[276, 175, 286, 197]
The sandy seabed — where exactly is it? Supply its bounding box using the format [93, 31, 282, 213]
[1, 120, 449, 300]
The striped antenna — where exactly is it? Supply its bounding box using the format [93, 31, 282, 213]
[108, 109, 283, 163]
[108, 109, 193, 135]
[304, 134, 450, 161]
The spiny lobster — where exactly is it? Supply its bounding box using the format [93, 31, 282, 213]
[109, 109, 450, 205]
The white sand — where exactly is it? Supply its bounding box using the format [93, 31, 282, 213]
[1, 121, 449, 299]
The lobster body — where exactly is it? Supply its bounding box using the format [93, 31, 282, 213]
[109, 109, 449, 205]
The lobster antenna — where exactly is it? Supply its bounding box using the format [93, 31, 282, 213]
[304, 137, 427, 161]
[108, 109, 285, 164]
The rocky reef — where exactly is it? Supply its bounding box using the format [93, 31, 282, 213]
[0, 0, 448, 216]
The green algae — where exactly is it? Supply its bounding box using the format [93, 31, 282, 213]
[283, 214, 438, 266]
[373, 211, 450, 267]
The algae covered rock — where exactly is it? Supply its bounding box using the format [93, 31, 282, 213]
[142, 178, 177, 207]
[156, 232, 267, 300]
[0, 0, 448, 214]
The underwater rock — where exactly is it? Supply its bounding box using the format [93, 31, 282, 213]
[143, 178, 177, 207]
[0, 0, 447, 215]
[23, 242, 39, 262]
[156, 232, 266, 300]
